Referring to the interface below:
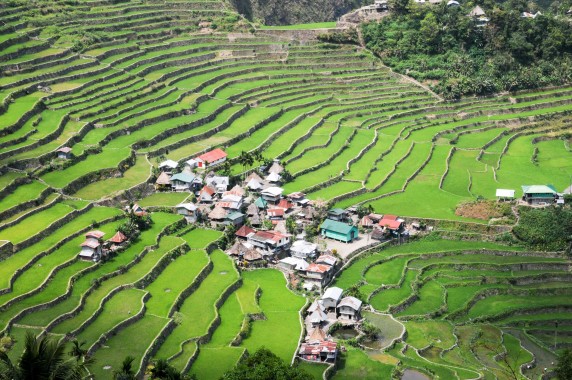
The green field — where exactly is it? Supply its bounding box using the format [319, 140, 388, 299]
[0, 0, 571, 378]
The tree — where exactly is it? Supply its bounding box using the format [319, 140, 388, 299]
[285, 216, 297, 235]
[239, 150, 254, 174]
[356, 204, 373, 218]
[149, 358, 194, 380]
[0, 332, 89, 380]
[114, 356, 136, 380]
[556, 349, 572, 380]
[68, 339, 89, 364]
[221, 347, 312, 380]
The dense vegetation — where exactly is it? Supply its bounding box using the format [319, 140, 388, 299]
[229, 0, 368, 25]
[221, 348, 312, 380]
[513, 206, 572, 251]
[362, 0, 572, 98]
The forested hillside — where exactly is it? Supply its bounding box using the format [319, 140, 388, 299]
[228, 0, 368, 25]
[362, 0, 572, 98]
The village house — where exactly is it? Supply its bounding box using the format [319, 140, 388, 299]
[193, 148, 227, 169]
[159, 159, 178, 174]
[235, 225, 255, 240]
[208, 206, 228, 224]
[521, 185, 558, 205]
[217, 193, 243, 211]
[254, 197, 268, 210]
[79, 230, 106, 262]
[267, 208, 285, 221]
[321, 287, 343, 310]
[360, 215, 374, 228]
[247, 230, 290, 253]
[469, 5, 489, 26]
[260, 187, 283, 205]
[265, 171, 281, 184]
[378, 215, 404, 234]
[225, 211, 245, 226]
[198, 185, 216, 203]
[308, 308, 329, 328]
[290, 240, 318, 260]
[56, 146, 72, 160]
[276, 199, 293, 212]
[278, 256, 309, 272]
[246, 203, 260, 217]
[299, 339, 338, 363]
[170, 172, 197, 192]
[175, 203, 198, 223]
[304, 263, 334, 289]
[496, 189, 515, 201]
[521, 11, 541, 18]
[128, 203, 147, 217]
[327, 208, 348, 222]
[107, 231, 127, 251]
[320, 219, 358, 243]
[155, 172, 171, 191]
[337, 296, 362, 321]
[316, 254, 338, 268]
[227, 241, 265, 267]
[288, 192, 309, 207]
[268, 160, 284, 174]
[246, 178, 263, 191]
[205, 175, 229, 194]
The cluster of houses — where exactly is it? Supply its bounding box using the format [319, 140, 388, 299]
[299, 286, 363, 363]
[78, 230, 128, 262]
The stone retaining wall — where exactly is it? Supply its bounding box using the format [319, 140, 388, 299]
[12, 202, 94, 253]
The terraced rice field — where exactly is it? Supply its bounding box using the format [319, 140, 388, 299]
[331, 239, 572, 380]
[0, 0, 571, 378]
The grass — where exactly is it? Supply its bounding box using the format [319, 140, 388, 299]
[332, 347, 393, 380]
[73, 155, 151, 200]
[180, 228, 222, 249]
[239, 269, 305, 362]
[0, 201, 87, 245]
[138, 192, 190, 207]
[154, 250, 238, 368]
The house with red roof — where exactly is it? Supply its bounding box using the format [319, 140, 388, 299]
[378, 215, 403, 232]
[198, 185, 216, 203]
[299, 340, 338, 363]
[107, 231, 128, 251]
[267, 208, 285, 220]
[194, 148, 227, 168]
[304, 263, 334, 288]
[235, 225, 256, 240]
[247, 230, 290, 253]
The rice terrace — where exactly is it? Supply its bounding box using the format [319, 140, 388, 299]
[0, 0, 572, 379]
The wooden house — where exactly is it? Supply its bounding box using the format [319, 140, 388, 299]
[337, 296, 362, 321]
[321, 287, 343, 310]
[79, 230, 105, 262]
[56, 147, 72, 160]
[320, 219, 358, 243]
[176, 203, 198, 223]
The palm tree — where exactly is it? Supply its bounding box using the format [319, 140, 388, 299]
[114, 355, 136, 380]
[0, 332, 87, 380]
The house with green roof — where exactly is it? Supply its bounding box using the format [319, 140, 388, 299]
[225, 211, 245, 226]
[320, 219, 358, 243]
[521, 185, 557, 205]
[254, 197, 268, 209]
[170, 172, 196, 192]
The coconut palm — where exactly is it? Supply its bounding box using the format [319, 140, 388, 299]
[0, 332, 87, 380]
[113, 356, 136, 380]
